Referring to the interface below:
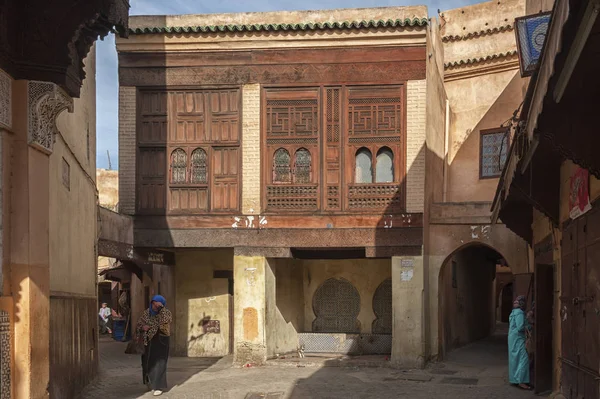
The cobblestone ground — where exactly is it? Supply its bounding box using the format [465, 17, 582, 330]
[78, 332, 540, 399]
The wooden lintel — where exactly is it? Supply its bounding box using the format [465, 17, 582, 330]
[135, 227, 424, 249]
[233, 247, 292, 258]
[98, 239, 175, 266]
[133, 214, 424, 230]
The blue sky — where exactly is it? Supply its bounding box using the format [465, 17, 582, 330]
[96, 0, 481, 169]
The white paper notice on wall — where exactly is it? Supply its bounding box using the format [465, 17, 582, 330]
[401, 269, 414, 281]
[400, 259, 414, 281]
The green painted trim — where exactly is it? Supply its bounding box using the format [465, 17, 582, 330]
[129, 18, 429, 34]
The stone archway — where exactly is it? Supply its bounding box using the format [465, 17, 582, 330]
[437, 242, 509, 360]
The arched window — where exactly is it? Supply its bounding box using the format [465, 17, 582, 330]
[312, 278, 361, 333]
[355, 148, 373, 183]
[273, 148, 291, 183]
[376, 147, 394, 183]
[372, 278, 392, 334]
[170, 148, 187, 184]
[294, 148, 311, 184]
[190, 148, 208, 184]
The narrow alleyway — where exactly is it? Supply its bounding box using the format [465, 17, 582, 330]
[78, 331, 539, 399]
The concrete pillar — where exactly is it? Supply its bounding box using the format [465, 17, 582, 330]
[233, 255, 267, 365]
[391, 255, 425, 368]
[9, 80, 52, 398]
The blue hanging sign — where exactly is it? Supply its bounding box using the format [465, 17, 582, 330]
[515, 12, 552, 77]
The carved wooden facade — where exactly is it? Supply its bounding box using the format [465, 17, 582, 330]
[263, 85, 405, 214]
[126, 44, 426, 237]
[137, 89, 241, 214]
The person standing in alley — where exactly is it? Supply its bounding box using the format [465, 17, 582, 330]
[136, 295, 172, 396]
[508, 295, 531, 390]
[99, 302, 113, 335]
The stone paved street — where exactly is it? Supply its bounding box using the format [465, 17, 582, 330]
[78, 333, 540, 399]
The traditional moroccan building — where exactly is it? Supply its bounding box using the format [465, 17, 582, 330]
[116, 0, 532, 368]
[0, 2, 129, 398]
[493, 0, 599, 397]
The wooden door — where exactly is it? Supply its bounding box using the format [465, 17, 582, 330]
[560, 208, 600, 399]
[534, 263, 554, 394]
[581, 209, 600, 399]
[211, 147, 239, 211]
[561, 220, 578, 398]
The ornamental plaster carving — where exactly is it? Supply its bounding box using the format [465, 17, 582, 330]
[0, 70, 11, 129]
[27, 81, 74, 154]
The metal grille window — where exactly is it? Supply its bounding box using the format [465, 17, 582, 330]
[190, 148, 208, 184]
[170, 148, 187, 184]
[294, 148, 311, 183]
[480, 128, 509, 178]
[372, 278, 392, 334]
[312, 278, 361, 333]
[273, 148, 291, 183]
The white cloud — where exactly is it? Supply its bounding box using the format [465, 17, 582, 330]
[96, 0, 480, 169]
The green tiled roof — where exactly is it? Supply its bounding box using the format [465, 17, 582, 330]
[129, 18, 429, 34]
[444, 50, 518, 68]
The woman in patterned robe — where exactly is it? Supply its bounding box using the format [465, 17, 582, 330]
[136, 295, 172, 397]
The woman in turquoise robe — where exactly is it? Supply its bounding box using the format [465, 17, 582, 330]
[508, 295, 531, 390]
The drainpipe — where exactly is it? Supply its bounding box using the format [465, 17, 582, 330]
[442, 99, 450, 202]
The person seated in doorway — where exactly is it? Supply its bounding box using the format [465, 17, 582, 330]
[508, 295, 532, 390]
[99, 302, 113, 335]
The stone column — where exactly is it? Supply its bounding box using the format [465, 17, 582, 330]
[233, 255, 268, 365]
[9, 80, 72, 398]
[391, 255, 425, 368]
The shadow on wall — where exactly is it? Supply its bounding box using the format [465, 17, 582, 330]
[266, 258, 304, 357]
[174, 249, 233, 358]
[446, 72, 525, 202]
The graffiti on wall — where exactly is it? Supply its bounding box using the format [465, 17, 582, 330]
[232, 215, 268, 229]
[470, 225, 491, 240]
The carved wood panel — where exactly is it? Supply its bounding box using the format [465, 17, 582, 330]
[137, 90, 168, 214]
[120, 61, 426, 87]
[325, 87, 342, 211]
[138, 89, 241, 215]
[264, 88, 320, 212]
[262, 85, 406, 214]
[171, 91, 205, 142]
[209, 90, 240, 142]
[137, 147, 167, 213]
[344, 86, 405, 212]
[212, 147, 239, 211]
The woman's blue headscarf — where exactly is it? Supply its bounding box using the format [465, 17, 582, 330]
[149, 295, 166, 316]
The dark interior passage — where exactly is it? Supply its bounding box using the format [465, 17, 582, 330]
[439, 245, 508, 359]
[499, 282, 513, 323]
